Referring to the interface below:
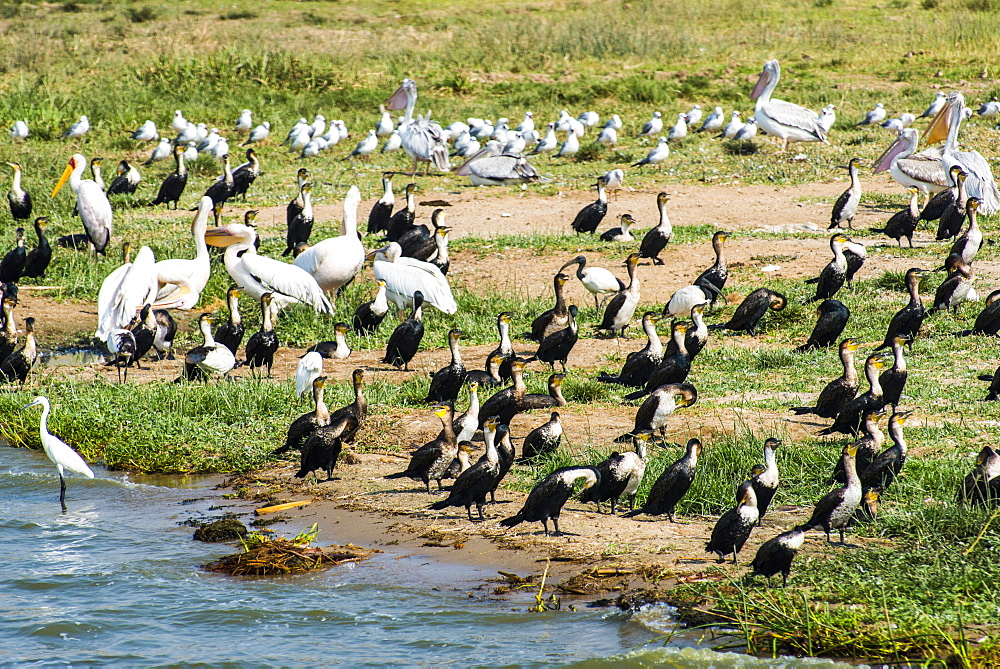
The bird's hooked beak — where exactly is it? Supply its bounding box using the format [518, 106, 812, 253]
[51, 160, 76, 198]
[385, 83, 409, 111]
[922, 101, 953, 146]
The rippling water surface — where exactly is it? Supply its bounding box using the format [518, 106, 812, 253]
[2, 446, 860, 667]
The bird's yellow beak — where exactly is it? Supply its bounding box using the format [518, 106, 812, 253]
[923, 103, 951, 146]
[51, 162, 74, 199]
[204, 227, 240, 247]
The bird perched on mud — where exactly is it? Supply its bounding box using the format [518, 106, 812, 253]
[570, 177, 608, 235]
[706, 479, 759, 564]
[638, 193, 673, 265]
[425, 329, 467, 403]
[618, 382, 696, 442]
[806, 234, 850, 303]
[830, 159, 863, 230]
[384, 403, 457, 492]
[500, 466, 600, 536]
[801, 443, 861, 544]
[580, 432, 650, 514]
[529, 273, 571, 343]
[520, 411, 563, 462]
[625, 438, 703, 521]
[296, 415, 358, 482]
[430, 416, 503, 521]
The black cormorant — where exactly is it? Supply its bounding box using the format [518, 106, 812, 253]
[706, 481, 759, 564]
[979, 365, 1000, 401]
[396, 208, 438, 260]
[329, 368, 368, 443]
[384, 183, 417, 242]
[466, 352, 504, 389]
[499, 466, 600, 536]
[430, 416, 503, 520]
[628, 321, 691, 400]
[21, 217, 51, 279]
[0, 316, 36, 385]
[488, 311, 515, 382]
[818, 353, 888, 436]
[531, 305, 578, 372]
[353, 279, 389, 336]
[491, 423, 515, 503]
[859, 410, 910, 496]
[296, 415, 358, 481]
[367, 173, 395, 235]
[0, 227, 26, 283]
[932, 255, 974, 314]
[106, 160, 140, 196]
[213, 286, 244, 355]
[383, 291, 425, 371]
[478, 358, 528, 428]
[625, 438, 702, 521]
[529, 273, 570, 342]
[949, 198, 982, 265]
[520, 411, 562, 461]
[6, 162, 32, 221]
[274, 376, 329, 455]
[230, 148, 260, 200]
[806, 234, 849, 303]
[920, 165, 961, 222]
[597, 254, 641, 337]
[843, 240, 866, 289]
[150, 145, 188, 210]
[878, 268, 930, 351]
[581, 432, 650, 513]
[153, 309, 176, 360]
[802, 443, 862, 544]
[879, 334, 909, 409]
[283, 182, 314, 256]
[694, 231, 729, 303]
[0, 296, 17, 363]
[129, 304, 156, 363]
[830, 408, 886, 484]
[716, 288, 786, 336]
[956, 446, 1000, 506]
[202, 154, 234, 219]
[936, 170, 967, 240]
[638, 192, 672, 265]
[598, 312, 663, 387]
[384, 403, 458, 492]
[245, 293, 279, 375]
[870, 187, 919, 248]
[748, 525, 808, 587]
[570, 177, 608, 235]
[618, 382, 697, 442]
[795, 300, 850, 352]
[426, 329, 467, 403]
[829, 158, 862, 229]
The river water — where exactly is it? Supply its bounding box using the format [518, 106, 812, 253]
[1, 445, 859, 667]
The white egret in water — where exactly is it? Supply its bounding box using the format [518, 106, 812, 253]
[22, 396, 94, 511]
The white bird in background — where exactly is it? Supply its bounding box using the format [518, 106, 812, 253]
[605, 114, 623, 131]
[51, 153, 113, 254]
[176, 122, 198, 144]
[310, 114, 326, 138]
[284, 118, 310, 144]
[556, 110, 585, 136]
[21, 396, 95, 510]
[858, 103, 886, 127]
[577, 111, 599, 128]
[243, 121, 270, 146]
[531, 123, 558, 154]
[559, 255, 624, 311]
[881, 113, 915, 132]
[293, 186, 366, 300]
[182, 142, 198, 163]
[750, 60, 827, 149]
[10, 120, 28, 141]
[300, 137, 324, 159]
[195, 123, 209, 143]
[95, 245, 157, 342]
[171, 110, 188, 133]
[208, 137, 229, 161]
[471, 120, 495, 140]
[235, 109, 253, 132]
[684, 105, 703, 127]
[321, 123, 341, 146]
[597, 124, 618, 148]
[295, 352, 324, 397]
[144, 137, 172, 165]
[602, 168, 625, 194]
[502, 131, 526, 155]
[289, 127, 312, 153]
[977, 98, 1000, 118]
[721, 111, 743, 138]
[375, 105, 394, 137]
[734, 117, 758, 141]
[632, 137, 669, 168]
[130, 120, 158, 142]
[205, 223, 332, 313]
[370, 241, 457, 314]
[381, 129, 402, 153]
[62, 115, 89, 139]
[638, 111, 663, 137]
[668, 113, 688, 142]
[455, 144, 541, 185]
[334, 120, 349, 141]
[920, 91, 947, 119]
[385, 78, 451, 173]
[696, 106, 724, 133]
[555, 128, 580, 158]
[817, 104, 836, 132]
[516, 112, 534, 134]
[350, 129, 378, 159]
[153, 197, 213, 310]
[197, 128, 220, 154]
[445, 121, 470, 140]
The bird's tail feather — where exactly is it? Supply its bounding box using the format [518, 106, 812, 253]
[499, 514, 523, 528]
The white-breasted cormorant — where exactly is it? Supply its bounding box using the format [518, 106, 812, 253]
[385, 403, 458, 492]
[0, 296, 17, 363]
[598, 312, 663, 387]
[183, 313, 236, 382]
[500, 466, 600, 536]
[152, 309, 176, 360]
[309, 322, 351, 360]
[21, 217, 51, 279]
[597, 254, 641, 337]
[452, 381, 480, 443]
[487, 311, 515, 382]
[935, 170, 967, 240]
[426, 329, 467, 403]
[466, 352, 504, 390]
[618, 382, 697, 442]
[802, 443, 862, 544]
[570, 177, 608, 235]
[795, 300, 850, 352]
[752, 438, 781, 521]
[695, 231, 729, 304]
[950, 197, 983, 265]
[328, 369, 367, 445]
[353, 279, 389, 336]
[581, 432, 650, 514]
[829, 159, 862, 230]
[283, 182, 314, 256]
[532, 305, 578, 373]
[520, 411, 562, 462]
[798, 340, 860, 419]
[129, 303, 156, 364]
[0, 316, 35, 385]
[367, 173, 395, 235]
[879, 334, 909, 409]
[818, 353, 888, 436]
[666, 302, 709, 360]
[638, 193, 672, 265]
[600, 214, 634, 243]
[523, 373, 567, 411]
[296, 414, 358, 482]
[529, 273, 570, 342]
[230, 148, 260, 200]
[932, 255, 974, 314]
[706, 481, 759, 564]
[213, 286, 245, 355]
[6, 162, 31, 221]
[806, 234, 849, 303]
[625, 438, 702, 521]
[973, 290, 1000, 336]
[920, 166, 962, 222]
[383, 291, 424, 371]
[106, 160, 140, 196]
[628, 321, 691, 400]
[749, 525, 808, 587]
[478, 358, 528, 428]
[858, 411, 910, 496]
[490, 423, 515, 503]
[245, 293, 279, 375]
[878, 268, 931, 351]
[870, 187, 920, 248]
[202, 154, 234, 221]
[830, 408, 886, 484]
[430, 416, 503, 521]
[957, 446, 1000, 506]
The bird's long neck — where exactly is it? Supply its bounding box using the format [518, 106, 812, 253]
[405, 189, 415, 213]
[38, 401, 50, 441]
[484, 427, 498, 463]
[908, 191, 919, 217]
[866, 361, 882, 395]
[553, 280, 567, 314]
[844, 452, 860, 488]
[354, 379, 366, 417]
[335, 328, 348, 352]
[2, 305, 14, 338]
[945, 102, 963, 152]
[657, 200, 672, 233]
[441, 408, 456, 442]
[890, 421, 907, 456]
[498, 320, 511, 354]
[841, 349, 858, 385]
[892, 341, 906, 373]
[512, 366, 526, 396]
[644, 319, 662, 357]
[832, 241, 846, 268]
[193, 208, 211, 265]
[597, 180, 607, 204]
[261, 303, 273, 333]
[372, 285, 388, 314]
[228, 294, 241, 326]
[201, 319, 216, 346]
[11, 168, 22, 196]
[223, 159, 233, 186]
[435, 234, 448, 264]
[315, 385, 329, 424]
[302, 188, 313, 220]
[907, 274, 922, 306]
[848, 163, 861, 191]
[449, 334, 462, 365]
[627, 262, 639, 292]
[176, 149, 187, 176]
[468, 387, 479, 414]
[764, 445, 777, 472]
[713, 238, 726, 268]
[634, 438, 647, 460]
[381, 178, 394, 204]
[672, 328, 687, 356]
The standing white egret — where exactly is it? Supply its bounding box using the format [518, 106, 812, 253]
[749, 60, 827, 150]
[62, 115, 90, 140]
[22, 396, 95, 510]
[296, 351, 324, 397]
[923, 92, 1000, 215]
[293, 186, 366, 299]
[205, 224, 332, 313]
[385, 78, 450, 174]
[51, 153, 113, 254]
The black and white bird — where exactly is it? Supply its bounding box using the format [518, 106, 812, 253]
[580, 432, 650, 514]
[6, 162, 32, 221]
[382, 291, 425, 371]
[520, 411, 563, 462]
[870, 187, 920, 248]
[806, 234, 850, 303]
[801, 443, 862, 544]
[499, 466, 600, 536]
[829, 159, 862, 229]
[749, 525, 808, 587]
[367, 173, 395, 236]
[625, 438, 702, 521]
[570, 177, 608, 235]
[705, 480, 759, 564]
[105, 160, 141, 196]
[596, 254, 641, 337]
[617, 382, 697, 442]
[638, 193, 673, 265]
